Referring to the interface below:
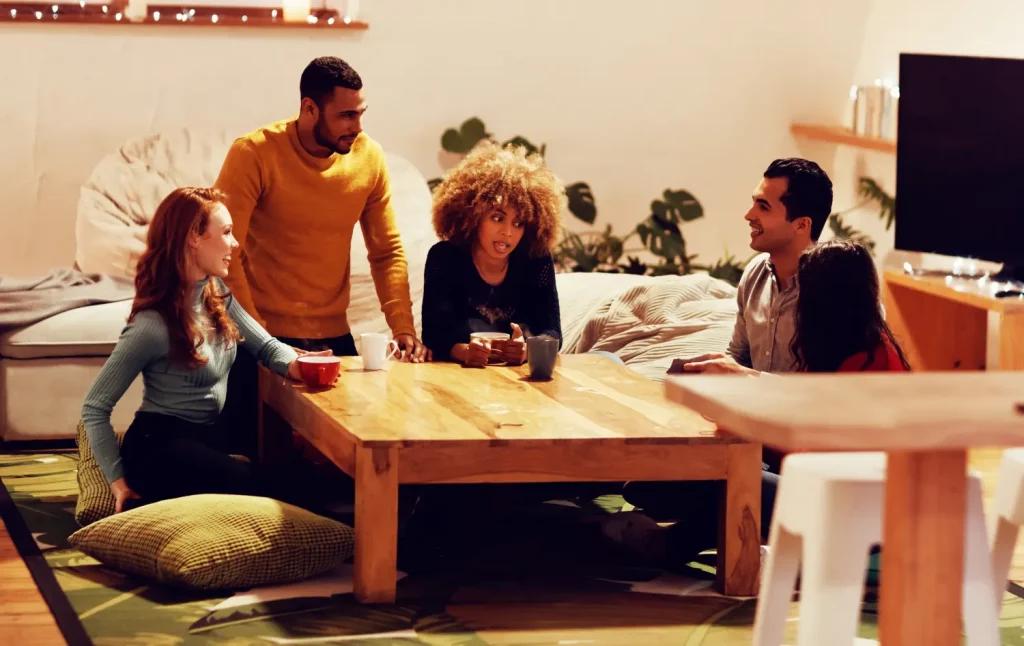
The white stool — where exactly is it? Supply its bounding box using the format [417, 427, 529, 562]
[990, 448, 1024, 609]
[752, 452, 999, 646]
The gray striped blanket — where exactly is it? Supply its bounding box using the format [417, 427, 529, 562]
[557, 272, 738, 382]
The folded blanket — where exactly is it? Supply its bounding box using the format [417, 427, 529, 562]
[0, 268, 134, 333]
[561, 273, 738, 382]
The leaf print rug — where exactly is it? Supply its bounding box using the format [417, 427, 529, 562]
[2, 450, 1023, 645]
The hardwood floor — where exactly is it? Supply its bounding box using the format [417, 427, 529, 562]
[0, 448, 1020, 646]
[0, 521, 63, 644]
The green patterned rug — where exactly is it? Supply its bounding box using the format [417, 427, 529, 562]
[2, 450, 1023, 645]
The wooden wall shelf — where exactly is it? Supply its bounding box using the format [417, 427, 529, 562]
[790, 123, 896, 154]
[0, 2, 368, 28]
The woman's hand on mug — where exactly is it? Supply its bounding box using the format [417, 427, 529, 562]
[110, 477, 141, 513]
[460, 337, 495, 368]
[287, 349, 336, 383]
[501, 323, 528, 365]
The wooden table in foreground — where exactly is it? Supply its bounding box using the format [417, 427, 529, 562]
[258, 354, 763, 603]
[666, 371, 1024, 646]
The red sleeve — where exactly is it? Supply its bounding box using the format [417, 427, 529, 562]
[838, 340, 908, 372]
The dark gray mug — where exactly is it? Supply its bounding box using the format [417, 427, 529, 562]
[527, 334, 559, 380]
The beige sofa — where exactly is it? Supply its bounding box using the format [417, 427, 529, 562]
[0, 301, 142, 441]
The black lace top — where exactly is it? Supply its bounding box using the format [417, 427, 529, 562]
[421, 240, 562, 361]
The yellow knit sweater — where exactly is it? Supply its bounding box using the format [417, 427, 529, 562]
[214, 119, 415, 340]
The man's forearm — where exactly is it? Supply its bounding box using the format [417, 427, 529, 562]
[369, 256, 416, 336]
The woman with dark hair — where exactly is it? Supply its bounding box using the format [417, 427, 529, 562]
[422, 141, 566, 366]
[81, 187, 330, 513]
[791, 238, 910, 373]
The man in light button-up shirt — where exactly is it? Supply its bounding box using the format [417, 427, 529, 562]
[611, 159, 835, 568]
[673, 158, 833, 376]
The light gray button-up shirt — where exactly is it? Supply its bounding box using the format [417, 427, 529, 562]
[726, 253, 800, 373]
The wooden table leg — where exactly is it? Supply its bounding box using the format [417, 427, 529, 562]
[354, 446, 399, 603]
[717, 442, 762, 596]
[879, 450, 967, 646]
[258, 400, 294, 467]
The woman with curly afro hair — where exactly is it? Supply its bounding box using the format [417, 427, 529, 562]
[422, 142, 567, 366]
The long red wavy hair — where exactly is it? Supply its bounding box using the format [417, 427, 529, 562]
[130, 187, 241, 366]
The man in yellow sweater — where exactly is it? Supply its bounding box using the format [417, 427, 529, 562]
[214, 56, 427, 361]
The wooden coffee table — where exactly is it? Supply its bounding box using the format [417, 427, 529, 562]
[258, 354, 762, 603]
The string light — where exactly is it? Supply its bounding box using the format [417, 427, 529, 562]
[2, 2, 353, 26]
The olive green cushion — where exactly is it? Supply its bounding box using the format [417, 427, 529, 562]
[74, 420, 251, 527]
[74, 420, 121, 526]
[68, 493, 355, 590]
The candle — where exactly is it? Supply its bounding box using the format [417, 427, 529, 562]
[282, 0, 309, 23]
[124, 0, 147, 21]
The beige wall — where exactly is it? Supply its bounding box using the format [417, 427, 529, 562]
[0, 0, 872, 278]
[829, 0, 1024, 262]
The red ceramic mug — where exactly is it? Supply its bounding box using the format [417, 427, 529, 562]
[297, 356, 341, 388]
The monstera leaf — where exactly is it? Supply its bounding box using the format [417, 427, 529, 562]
[651, 189, 703, 224]
[858, 177, 895, 231]
[636, 217, 686, 262]
[440, 117, 490, 154]
[566, 182, 597, 224]
[829, 213, 876, 253]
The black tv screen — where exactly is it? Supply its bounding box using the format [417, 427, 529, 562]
[895, 53, 1024, 277]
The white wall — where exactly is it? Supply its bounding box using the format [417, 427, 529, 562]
[827, 0, 1024, 262]
[0, 0, 872, 277]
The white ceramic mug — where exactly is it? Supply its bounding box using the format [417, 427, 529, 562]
[360, 333, 400, 371]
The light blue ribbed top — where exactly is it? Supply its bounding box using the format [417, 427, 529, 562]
[81, 278, 297, 484]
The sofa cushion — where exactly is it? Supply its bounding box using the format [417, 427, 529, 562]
[0, 356, 143, 442]
[68, 494, 355, 590]
[0, 300, 132, 359]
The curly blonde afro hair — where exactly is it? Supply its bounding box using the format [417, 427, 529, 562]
[432, 141, 567, 258]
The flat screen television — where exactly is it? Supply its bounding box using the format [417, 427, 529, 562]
[895, 52, 1024, 281]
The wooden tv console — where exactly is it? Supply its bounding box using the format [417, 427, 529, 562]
[882, 268, 1024, 371]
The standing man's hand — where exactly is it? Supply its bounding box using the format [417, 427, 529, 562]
[394, 333, 431, 363]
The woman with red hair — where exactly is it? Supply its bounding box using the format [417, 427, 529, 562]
[81, 187, 327, 513]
